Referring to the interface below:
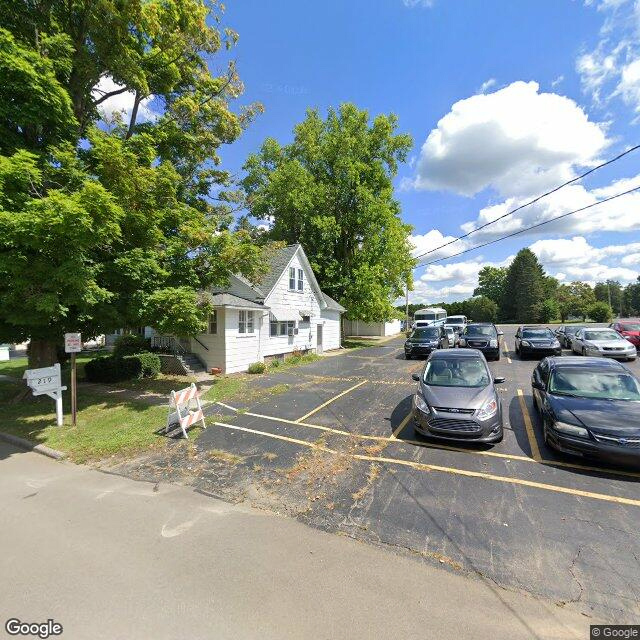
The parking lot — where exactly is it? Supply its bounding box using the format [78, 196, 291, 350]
[115, 326, 640, 623]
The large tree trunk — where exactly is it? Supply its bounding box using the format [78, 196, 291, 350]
[28, 339, 58, 369]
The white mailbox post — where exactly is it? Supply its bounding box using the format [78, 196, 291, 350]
[23, 363, 67, 427]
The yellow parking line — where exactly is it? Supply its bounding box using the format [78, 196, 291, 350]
[217, 404, 640, 479]
[213, 420, 640, 508]
[517, 389, 542, 462]
[295, 380, 368, 422]
[502, 340, 512, 364]
[391, 412, 413, 439]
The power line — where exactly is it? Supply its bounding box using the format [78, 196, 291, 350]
[412, 143, 640, 261]
[414, 185, 640, 270]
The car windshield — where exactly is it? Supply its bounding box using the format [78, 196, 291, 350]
[445, 328, 454, 335]
[412, 328, 439, 339]
[584, 330, 621, 341]
[620, 323, 640, 331]
[464, 325, 495, 337]
[446, 317, 464, 324]
[549, 369, 640, 400]
[522, 329, 553, 339]
[565, 326, 581, 335]
[423, 358, 490, 387]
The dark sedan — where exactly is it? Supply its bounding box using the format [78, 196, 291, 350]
[411, 349, 504, 443]
[515, 326, 562, 359]
[532, 357, 640, 465]
[404, 326, 448, 359]
[555, 325, 584, 349]
[457, 323, 502, 361]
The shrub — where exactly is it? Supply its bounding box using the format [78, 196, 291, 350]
[122, 352, 161, 379]
[269, 359, 281, 369]
[84, 352, 160, 382]
[113, 334, 150, 358]
[84, 356, 126, 383]
[247, 362, 266, 374]
[588, 301, 613, 323]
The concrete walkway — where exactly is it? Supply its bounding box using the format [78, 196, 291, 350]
[0, 442, 594, 640]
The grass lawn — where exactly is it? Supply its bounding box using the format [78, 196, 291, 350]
[0, 349, 317, 462]
[342, 337, 386, 349]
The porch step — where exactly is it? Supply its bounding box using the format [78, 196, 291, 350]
[176, 354, 208, 376]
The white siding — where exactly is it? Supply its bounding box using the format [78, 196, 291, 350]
[191, 308, 226, 373]
[319, 309, 341, 351]
[262, 253, 322, 357]
[223, 308, 264, 374]
[383, 320, 402, 336]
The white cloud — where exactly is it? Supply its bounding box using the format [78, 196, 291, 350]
[478, 78, 497, 93]
[409, 229, 468, 261]
[413, 81, 608, 198]
[577, 0, 640, 112]
[92, 76, 157, 123]
[551, 75, 565, 88]
[402, 0, 434, 6]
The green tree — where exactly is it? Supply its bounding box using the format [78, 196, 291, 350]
[473, 266, 507, 306]
[567, 281, 596, 321]
[594, 280, 624, 317]
[465, 296, 498, 322]
[0, 1, 266, 367]
[624, 277, 640, 316]
[242, 103, 415, 323]
[587, 301, 613, 323]
[500, 249, 546, 322]
[534, 298, 559, 323]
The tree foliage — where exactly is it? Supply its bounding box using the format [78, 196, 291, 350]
[473, 266, 507, 305]
[500, 249, 546, 322]
[242, 103, 415, 322]
[588, 301, 613, 323]
[0, 0, 266, 366]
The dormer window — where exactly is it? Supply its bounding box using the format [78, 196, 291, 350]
[289, 267, 296, 290]
[297, 269, 304, 291]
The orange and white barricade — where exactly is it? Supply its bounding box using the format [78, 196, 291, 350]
[166, 383, 206, 439]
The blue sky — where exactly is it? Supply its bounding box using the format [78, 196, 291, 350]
[100, 0, 640, 303]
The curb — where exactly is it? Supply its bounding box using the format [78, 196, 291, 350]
[0, 431, 66, 460]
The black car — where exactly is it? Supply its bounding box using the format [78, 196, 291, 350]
[457, 323, 502, 361]
[515, 326, 561, 359]
[404, 326, 449, 359]
[555, 325, 584, 349]
[532, 357, 640, 465]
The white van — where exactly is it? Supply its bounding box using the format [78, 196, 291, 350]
[445, 315, 467, 331]
[413, 307, 447, 328]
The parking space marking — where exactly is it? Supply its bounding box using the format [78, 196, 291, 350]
[295, 380, 368, 422]
[212, 420, 640, 508]
[216, 404, 640, 480]
[502, 340, 512, 364]
[391, 412, 413, 439]
[298, 373, 411, 387]
[517, 389, 542, 462]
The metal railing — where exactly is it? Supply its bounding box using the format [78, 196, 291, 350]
[151, 335, 188, 355]
[193, 336, 209, 351]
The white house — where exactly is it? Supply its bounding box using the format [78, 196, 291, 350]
[153, 244, 345, 374]
[342, 319, 402, 337]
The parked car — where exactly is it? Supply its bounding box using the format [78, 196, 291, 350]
[532, 357, 640, 465]
[554, 325, 584, 349]
[444, 326, 457, 347]
[404, 326, 449, 359]
[458, 323, 502, 361]
[609, 320, 640, 351]
[411, 349, 504, 443]
[515, 326, 561, 359]
[444, 315, 467, 335]
[571, 327, 636, 361]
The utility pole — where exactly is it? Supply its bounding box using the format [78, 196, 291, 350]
[405, 282, 409, 333]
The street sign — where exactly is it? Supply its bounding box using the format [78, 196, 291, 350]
[64, 333, 82, 353]
[23, 364, 66, 426]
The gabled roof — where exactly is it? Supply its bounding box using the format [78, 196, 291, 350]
[211, 293, 268, 310]
[210, 243, 344, 313]
[322, 292, 346, 312]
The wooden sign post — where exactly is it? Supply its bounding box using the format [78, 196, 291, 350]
[64, 333, 82, 426]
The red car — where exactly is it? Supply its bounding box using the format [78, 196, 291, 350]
[610, 320, 640, 349]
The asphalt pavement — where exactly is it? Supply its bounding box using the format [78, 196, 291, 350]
[0, 441, 593, 640]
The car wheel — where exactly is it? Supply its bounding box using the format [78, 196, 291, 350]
[495, 353, 501, 362]
[582, 347, 586, 356]
[532, 392, 539, 413]
[406, 354, 412, 360]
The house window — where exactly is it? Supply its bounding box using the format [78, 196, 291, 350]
[279, 322, 287, 336]
[208, 310, 217, 335]
[270, 321, 278, 337]
[247, 311, 254, 333]
[287, 321, 296, 335]
[289, 267, 296, 290]
[238, 310, 254, 334]
[297, 269, 304, 291]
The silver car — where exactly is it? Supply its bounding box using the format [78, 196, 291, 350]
[444, 326, 457, 347]
[571, 328, 637, 361]
[411, 349, 505, 443]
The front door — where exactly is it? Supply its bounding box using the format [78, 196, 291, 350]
[316, 324, 323, 354]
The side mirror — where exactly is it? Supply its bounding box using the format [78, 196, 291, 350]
[493, 376, 505, 384]
[532, 380, 544, 390]
[411, 373, 420, 381]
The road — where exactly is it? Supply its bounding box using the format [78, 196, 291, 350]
[0, 440, 593, 640]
